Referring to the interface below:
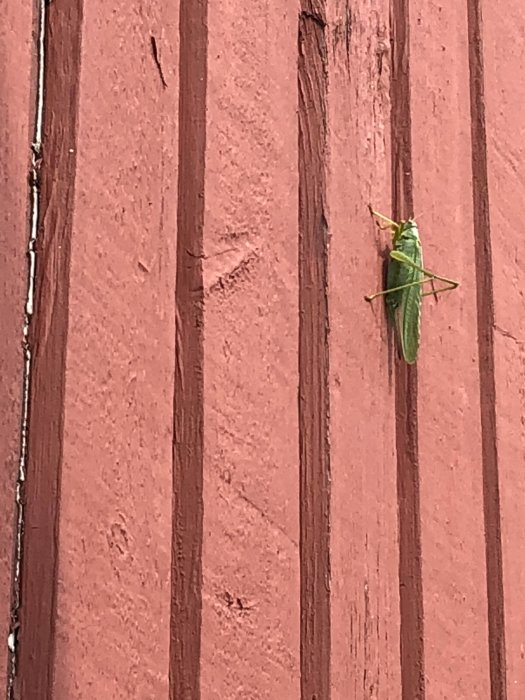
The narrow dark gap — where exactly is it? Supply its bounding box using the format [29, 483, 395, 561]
[466, 1, 507, 697]
[389, 0, 426, 697]
[298, 7, 331, 700]
[9, 1, 83, 698]
[169, 1, 207, 698]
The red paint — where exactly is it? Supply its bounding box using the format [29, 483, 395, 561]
[484, 0, 525, 696]
[390, 1, 426, 696]
[12, 1, 178, 697]
[170, 0, 206, 697]
[411, 1, 493, 697]
[328, 2, 401, 698]
[2, 3, 523, 699]
[298, 8, 331, 699]
[16, 4, 82, 696]
[200, 2, 300, 697]
[53, 2, 178, 696]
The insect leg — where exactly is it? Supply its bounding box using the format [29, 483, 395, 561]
[390, 251, 459, 291]
[424, 272, 459, 290]
[429, 278, 439, 302]
[421, 279, 459, 297]
[365, 277, 435, 302]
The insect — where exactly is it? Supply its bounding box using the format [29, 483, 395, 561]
[364, 206, 459, 364]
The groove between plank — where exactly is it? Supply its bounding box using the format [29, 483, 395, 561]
[13, 1, 83, 697]
[298, 6, 331, 699]
[169, 1, 207, 698]
[466, 1, 507, 697]
[390, 0, 426, 697]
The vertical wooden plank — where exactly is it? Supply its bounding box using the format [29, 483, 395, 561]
[482, 0, 525, 695]
[200, 1, 300, 697]
[327, 1, 401, 698]
[16, 0, 179, 696]
[409, 1, 492, 697]
[56, 2, 179, 694]
[0, 3, 32, 693]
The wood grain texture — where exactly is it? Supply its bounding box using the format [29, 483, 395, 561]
[170, 1, 206, 697]
[327, 1, 401, 699]
[390, 0, 426, 696]
[41, 1, 178, 697]
[2, 4, 524, 699]
[410, 0, 492, 697]
[483, 0, 525, 696]
[200, 1, 300, 698]
[15, 2, 82, 696]
[298, 6, 331, 700]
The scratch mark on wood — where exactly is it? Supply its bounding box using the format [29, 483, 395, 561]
[150, 35, 168, 89]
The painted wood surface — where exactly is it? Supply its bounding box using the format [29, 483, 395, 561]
[0, 1, 521, 698]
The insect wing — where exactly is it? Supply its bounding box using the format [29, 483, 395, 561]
[395, 235, 422, 364]
[396, 277, 421, 364]
[385, 256, 403, 319]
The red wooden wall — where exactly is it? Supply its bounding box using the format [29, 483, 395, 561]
[1, 1, 523, 698]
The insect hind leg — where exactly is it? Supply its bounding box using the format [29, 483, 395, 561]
[365, 276, 435, 302]
[421, 279, 458, 297]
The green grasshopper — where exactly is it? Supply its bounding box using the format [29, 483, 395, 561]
[364, 206, 459, 364]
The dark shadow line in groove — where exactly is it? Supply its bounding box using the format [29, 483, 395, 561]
[169, 1, 207, 699]
[390, 0, 426, 697]
[466, 1, 507, 697]
[298, 7, 331, 700]
[12, 1, 84, 698]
